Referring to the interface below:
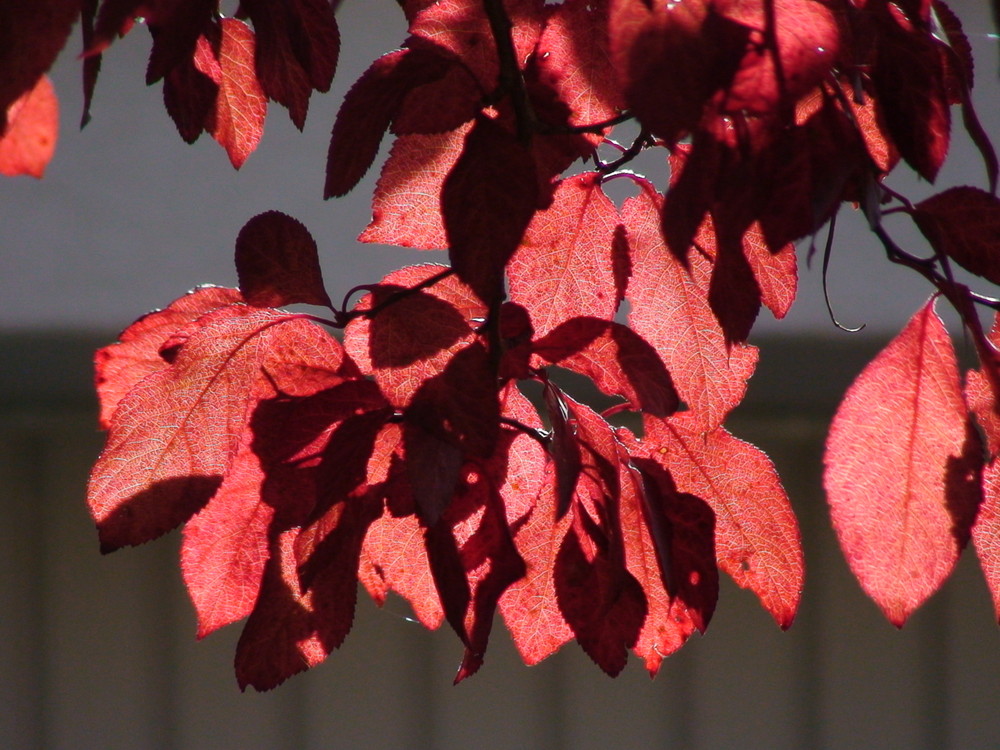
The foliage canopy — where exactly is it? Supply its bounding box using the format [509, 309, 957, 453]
[4, 0, 1000, 690]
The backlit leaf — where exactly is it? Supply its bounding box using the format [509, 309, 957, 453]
[442, 114, 538, 304]
[869, 5, 951, 181]
[94, 286, 243, 428]
[508, 173, 622, 337]
[622, 457, 715, 674]
[642, 417, 802, 628]
[89, 306, 354, 551]
[240, 0, 340, 129]
[974, 460, 1000, 621]
[718, 0, 839, 117]
[343, 265, 484, 407]
[324, 46, 456, 198]
[533, 316, 679, 417]
[623, 181, 758, 429]
[535, 0, 622, 128]
[825, 301, 982, 625]
[193, 19, 267, 169]
[0, 0, 78, 132]
[0, 75, 58, 178]
[359, 125, 469, 249]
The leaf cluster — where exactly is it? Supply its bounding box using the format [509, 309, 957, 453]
[5, 0, 1000, 689]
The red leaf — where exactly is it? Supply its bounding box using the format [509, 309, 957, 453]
[233, 531, 328, 690]
[869, 6, 951, 181]
[235, 210, 332, 308]
[974, 460, 1000, 621]
[543, 381, 583, 518]
[361, 431, 446, 627]
[642, 416, 803, 628]
[0, 75, 58, 178]
[742, 222, 797, 320]
[623, 182, 758, 429]
[706, 220, 762, 344]
[409, 0, 547, 92]
[234, 516, 377, 692]
[498, 387, 574, 664]
[94, 286, 243, 428]
[91, 1, 216, 83]
[824, 301, 982, 625]
[324, 46, 457, 198]
[181, 440, 275, 639]
[193, 19, 267, 168]
[661, 137, 720, 262]
[442, 114, 539, 304]
[535, 0, 623, 128]
[555, 519, 647, 676]
[453, 490, 528, 681]
[609, 0, 748, 146]
[717, 0, 840, 117]
[621, 457, 715, 674]
[628, 458, 718, 629]
[163, 49, 218, 143]
[404, 343, 501, 524]
[500, 466, 575, 663]
[183, 380, 383, 639]
[392, 57, 481, 136]
[913, 187, 1000, 286]
[343, 265, 485, 407]
[533, 316, 679, 417]
[552, 398, 647, 675]
[359, 125, 469, 250]
[240, 0, 340, 129]
[965, 316, 1000, 457]
[88, 306, 355, 551]
[0, 0, 78, 132]
[508, 172, 622, 337]
[498, 301, 534, 381]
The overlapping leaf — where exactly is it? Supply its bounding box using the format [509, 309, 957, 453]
[359, 126, 469, 250]
[94, 286, 243, 428]
[508, 172, 623, 337]
[88, 304, 357, 551]
[535, 0, 622, 128]
[533, 316, 678, 417]
[442, 114, 539, 304]
[641, 416, 802, 628]
[623, 181, 758, 429]
[622, 455, 716, 674]
[240, 0, 340, 129]
[343, 264, 485, 406]
[192, 19, 267, 168]
[0, 0, 79, 132]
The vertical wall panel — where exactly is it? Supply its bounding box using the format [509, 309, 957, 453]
[0, 428, 47, 750]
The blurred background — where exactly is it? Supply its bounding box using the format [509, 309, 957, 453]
[2, 1, 1000, 747]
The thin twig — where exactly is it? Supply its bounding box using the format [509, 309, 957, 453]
[500, 417, 550, 446]
[335, 269, 456, 327]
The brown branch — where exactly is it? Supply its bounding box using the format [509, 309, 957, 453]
[483, 0, 536, 142]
